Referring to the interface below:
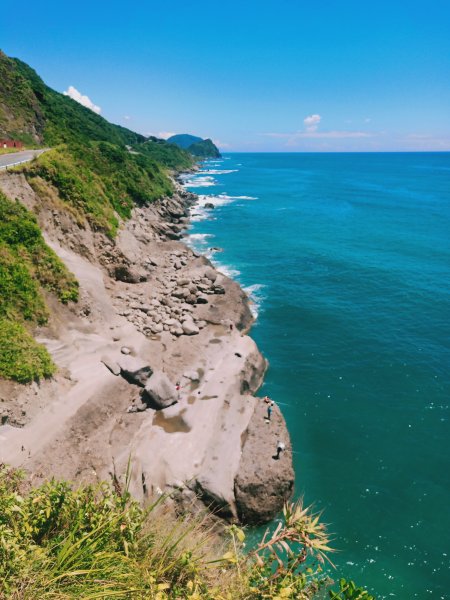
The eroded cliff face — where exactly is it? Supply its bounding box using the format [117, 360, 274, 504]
[0, 171, 294, 524]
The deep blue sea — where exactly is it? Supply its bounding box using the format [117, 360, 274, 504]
[181, 153, 450, 599]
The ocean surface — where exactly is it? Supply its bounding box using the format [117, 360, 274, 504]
[181, 153, 450, 599]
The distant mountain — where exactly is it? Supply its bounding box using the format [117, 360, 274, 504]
[167, 133, 221, 158]
[166, 134, 203, 149]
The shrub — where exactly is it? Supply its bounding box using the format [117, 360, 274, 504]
[0, 319, 55, 382]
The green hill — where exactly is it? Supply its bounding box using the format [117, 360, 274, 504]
[134, 136, 195, 170]
[167, 133, 221, 158]
[188, 138, 221, 158]
[166, 133, 203, 149]
[0, 50, 144, 147]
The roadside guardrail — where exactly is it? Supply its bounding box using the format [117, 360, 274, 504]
[0, 158, 34, 170]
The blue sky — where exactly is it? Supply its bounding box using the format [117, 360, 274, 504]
[2, 0, 450, 151]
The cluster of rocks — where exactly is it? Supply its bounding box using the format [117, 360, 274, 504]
[112, 250, 228, 338]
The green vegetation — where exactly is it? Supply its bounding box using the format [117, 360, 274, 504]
[187, 138, 221, 158]
[329, 579, 375, 599]
[24, 142, 176, 236]
[0, 51, 43, 145]
[0, 465, 376, 599]
[135, 138, 195, 171]
[0, 320, 56, 383]
[0, 191, 78, 382]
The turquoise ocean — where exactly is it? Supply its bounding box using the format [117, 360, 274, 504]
[181, 153, 450, 599]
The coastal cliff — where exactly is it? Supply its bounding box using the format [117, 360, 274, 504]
[0, 170, 294, 524]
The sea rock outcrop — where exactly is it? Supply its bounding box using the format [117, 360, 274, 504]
[234, 402, 295, 524]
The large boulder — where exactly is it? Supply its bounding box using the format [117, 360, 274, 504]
[142, 370, 178, 410]
[203, 267, 217, 282]
[182, 319, 199, 336]
[234, 402, 294, 524]
[112, 264, 147, 283]
[118, 356, 153, 387]
[101, 357, 121, 376]
[195, 477, 236, 521]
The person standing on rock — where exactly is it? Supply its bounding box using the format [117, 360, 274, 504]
[267, 400, 274, 421]
[175, 381, 181, 400]
[274, 440, 286, 460]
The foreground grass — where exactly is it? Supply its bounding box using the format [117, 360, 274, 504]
[0, 191, 78, 382]
[0, 465, 374, 599]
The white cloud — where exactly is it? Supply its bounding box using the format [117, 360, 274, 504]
[213, 139, 230, 149]
[304, 114, 321, 132]
[364, 117, 372, 123]
[157, 131, 176, 140]
[63, 86, 101, 114]
[124, 115, 131, 121]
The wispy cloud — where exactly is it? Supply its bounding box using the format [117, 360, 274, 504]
[304, 114, 321, 132]
[63, 86, 101, 114]
[265, 130, 373, 140]
[124, 115, 131, 121]
[213, 139, 230, 149]
[157, 131, 176, 139]
[146, 131, 177, 139]
[402, 133, 450, 150]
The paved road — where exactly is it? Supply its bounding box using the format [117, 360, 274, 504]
[0, 149, 46, 170]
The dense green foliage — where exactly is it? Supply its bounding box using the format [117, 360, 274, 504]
[0, 191, 78, 381]
[24, 142, 175, 236]
[0, 320, 56, 382]
[329, 579, 376, 599]
[135, 138, 194, 170]
[187, 138, 221, 158]
[0, 466, 379, 599]
[0, 51, 43, 145]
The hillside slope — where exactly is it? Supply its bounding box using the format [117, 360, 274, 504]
[0, 50, 143, 146]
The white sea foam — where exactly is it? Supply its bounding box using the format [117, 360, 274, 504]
[214, 263, 241, 279]
[243, 283, 266, 318]
[188, 233, 213, 243]
[188, 193, 258, 223]
[198, 193, 258, 206]
[202, 169, 238, 175]
[190, 207, 212, 223]
[184, 175, 217, 188]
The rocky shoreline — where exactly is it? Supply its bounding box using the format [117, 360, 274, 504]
[0, 170, 294, 524]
